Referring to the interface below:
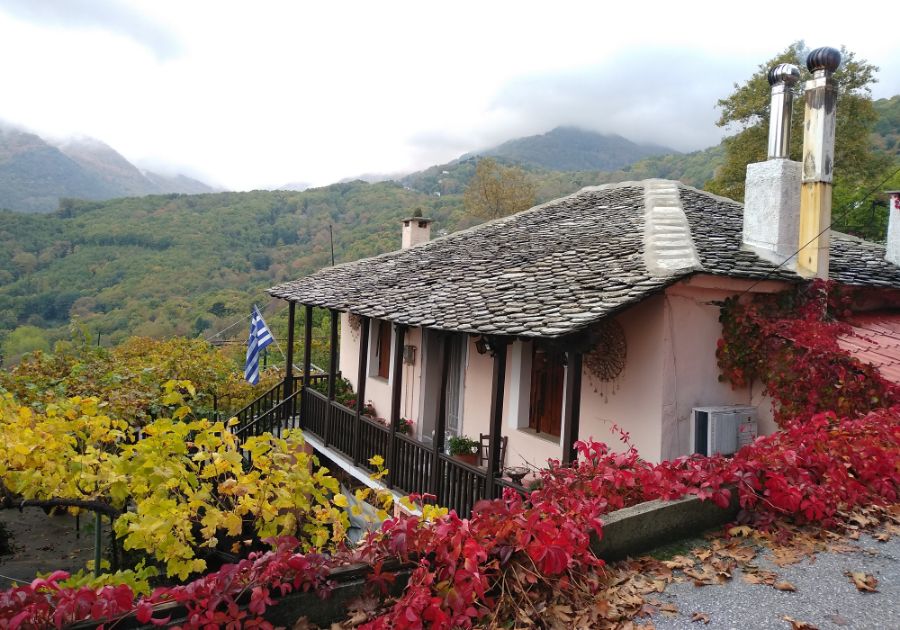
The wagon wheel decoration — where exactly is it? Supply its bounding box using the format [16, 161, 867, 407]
[585, 319, 626, 382]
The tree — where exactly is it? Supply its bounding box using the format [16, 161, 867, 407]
[463, 158, 536, 220]
[1, 325, 50, 362]
[706, 42, 895, 238]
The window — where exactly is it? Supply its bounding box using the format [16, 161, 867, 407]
[375, 320, 391, 379]
[528, 345, 564, 437]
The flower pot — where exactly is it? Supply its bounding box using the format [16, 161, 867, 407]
[453, 453, 479, 466]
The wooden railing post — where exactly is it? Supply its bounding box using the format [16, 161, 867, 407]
[386, 323, 406, 489]
[562, 350, 583, 466]
[324, 309, 339, 447]
[353, 317, 369, 466]
[485, 337, 510, 499]
[430, 333, 452, 500]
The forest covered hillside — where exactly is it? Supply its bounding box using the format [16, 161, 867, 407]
[2, 97, 896, 361]
[0, 182, 466, 356]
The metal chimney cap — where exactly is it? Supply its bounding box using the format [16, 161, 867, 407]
[806, 47, 842, 73]
[767, 63, 801, 86]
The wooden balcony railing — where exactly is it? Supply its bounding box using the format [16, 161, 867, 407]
[297, 388, 491, 519]
[230, 373, 330, 436]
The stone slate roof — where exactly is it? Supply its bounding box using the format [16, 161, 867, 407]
[268, 180, 900, 338]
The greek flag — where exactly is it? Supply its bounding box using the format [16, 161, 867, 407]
[244, 305, 274, 384]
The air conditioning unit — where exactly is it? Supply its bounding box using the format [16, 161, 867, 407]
[691, 406, 758, 457]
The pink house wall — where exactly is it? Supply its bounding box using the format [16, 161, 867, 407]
[337, 274, 786, 470]
[338, 314, 425, 431]
[578, 294, 666, 462]
[661, 275, 784, 459]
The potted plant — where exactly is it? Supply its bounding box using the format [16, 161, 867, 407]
[447, 435, 481, 466]
[397, 418, 414, 436]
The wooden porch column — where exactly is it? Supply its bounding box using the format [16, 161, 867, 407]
[430, 333, 452, 500]
[485, 337, 510, 499]
[352, 317, 370, 466]
[283, 302, 296, 402]
[302, 305, 313, 385]
[561, 351, 583, 466]
[324, 309, 339, 446]
[300, 305, 312, 429]
[386, 323, 406, 489]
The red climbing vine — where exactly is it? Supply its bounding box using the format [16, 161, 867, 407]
[716, 279, 900, 425]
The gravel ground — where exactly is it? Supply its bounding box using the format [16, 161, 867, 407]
[651, 534, 899, 630]
[0, 507, 109, 586]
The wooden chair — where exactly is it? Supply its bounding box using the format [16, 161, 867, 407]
[479, 433, 508, 469]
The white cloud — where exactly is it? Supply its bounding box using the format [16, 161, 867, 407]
[0, 0, 896, 189]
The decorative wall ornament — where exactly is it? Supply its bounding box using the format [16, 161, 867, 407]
[348, 313, 362, 340]
[584, 319, 626, 401]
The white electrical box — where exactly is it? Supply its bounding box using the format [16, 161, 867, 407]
[691, 405, 758, 456]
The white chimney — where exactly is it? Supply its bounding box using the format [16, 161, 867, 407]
[742, 63, 802, 266]
[401, 210, 433, 249]
[886, 191, 900, 265]
[797, 47, 842, 278]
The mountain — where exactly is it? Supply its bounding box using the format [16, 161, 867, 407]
[469, 126, 677, 172]
[0, 124, 216, 212]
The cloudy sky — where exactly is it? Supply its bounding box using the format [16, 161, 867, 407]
[1, 0, 896, 190]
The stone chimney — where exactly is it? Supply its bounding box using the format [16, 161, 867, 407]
[401, 208, 433, 249]
[886, 191, 900, 265]
[742, 63, 802, 266]
[797, 46, 842, 278]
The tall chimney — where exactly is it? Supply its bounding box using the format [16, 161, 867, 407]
[797, 46, 842, 278]
[742, 63, 802, 266]
[885, 191, 900, 265]
[401, 208, 433, 249]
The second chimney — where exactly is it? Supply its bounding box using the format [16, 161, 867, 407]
[401, 209, 433, 249]
[797, 47, 842, 278]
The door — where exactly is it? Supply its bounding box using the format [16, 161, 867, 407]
[528, 345, 564, 437]
[444, 335, 465, 437]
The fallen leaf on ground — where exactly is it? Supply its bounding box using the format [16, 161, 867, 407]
[691, 612, 710, 624]
[743, 568, 778, 586]
[783, 616, 818, 629]
[846, 571, 878, 592]
[658, 602, 679, 618]
[773, 580, 796, 592]
[728, 525, 753, 537]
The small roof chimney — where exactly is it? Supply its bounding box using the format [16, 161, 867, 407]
[797, 46, 842, 279]
[885, 191, 900, 266]
[742, 62, 802, 266]
[401, 208, 433, 249]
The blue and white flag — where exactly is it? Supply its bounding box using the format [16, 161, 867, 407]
[244, 305, 274, 384]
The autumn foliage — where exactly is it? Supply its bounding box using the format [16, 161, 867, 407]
[3, 406, 897, 629]
[0, 336, 280, 426]
[2, 281, 900, 628]
[716, 280, 900, 425]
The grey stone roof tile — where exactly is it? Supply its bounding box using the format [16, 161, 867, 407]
[268, 180, 900, 338]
